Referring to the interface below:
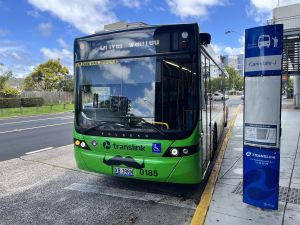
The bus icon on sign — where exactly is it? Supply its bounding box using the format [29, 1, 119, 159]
[258, 35, 271, 48]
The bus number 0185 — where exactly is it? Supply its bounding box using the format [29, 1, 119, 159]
[139, 169, 158, 177]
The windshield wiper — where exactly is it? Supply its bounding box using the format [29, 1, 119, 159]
[83, 121, 125, 134]
[141, 119, 166, 136]
[124, 115, 166, 136]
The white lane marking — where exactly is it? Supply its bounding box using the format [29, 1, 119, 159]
[0, 116, 73, 126]
[65, 183, 197, 210]
[0, 122, 73, 134]
[25, 147, 54, 155]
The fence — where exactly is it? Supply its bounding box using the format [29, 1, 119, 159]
[21, 91, 74, 104]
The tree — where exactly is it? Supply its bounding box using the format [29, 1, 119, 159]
[0, 70, 12, 91]
[225, 66, 244, 91]
[59, 75, 74, 92]
[24, 59, 69, 91]
[211, 77, 223, 93]
[0, 70, 21, 98]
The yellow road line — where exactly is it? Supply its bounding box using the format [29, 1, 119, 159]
[190, 105, 242, 225]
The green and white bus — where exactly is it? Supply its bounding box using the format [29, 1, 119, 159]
[73, 23, 228, 184]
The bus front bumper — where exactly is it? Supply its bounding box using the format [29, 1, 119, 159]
[74, 146, 202, 184]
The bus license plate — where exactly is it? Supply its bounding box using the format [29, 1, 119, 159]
[113, 167, 134, 176]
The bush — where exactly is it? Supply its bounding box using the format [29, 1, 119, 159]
[0, 97, 44, 108]
[21, 97, 44, 107]
[0, 98, 21, 108]
[0, 87, 21, 98]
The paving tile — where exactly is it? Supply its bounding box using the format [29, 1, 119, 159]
[208, 183, 285, 225]
[283, 205, 300, 225]
[205, 210, 256, 225]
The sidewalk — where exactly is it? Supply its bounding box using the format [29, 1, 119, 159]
[204, 108, 300, 225]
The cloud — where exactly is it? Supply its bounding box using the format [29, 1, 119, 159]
[27, 0, 117, 34]
[211, 43, 244, 56]
[0, 40, 36, 77]
[57, 38, 69, 49]
[27, 9, 41, 18]
[40, 48, 73, 72]
[131, 82, 155, 117]
[38, 22, 52, 37]
[247, 0, 300, 24]
[120, 0, 141, 8]
[223, 46, 244, 55]
[166, 0, 227, 19]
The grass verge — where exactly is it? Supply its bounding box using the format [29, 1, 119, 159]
[0, 104, 74, 119]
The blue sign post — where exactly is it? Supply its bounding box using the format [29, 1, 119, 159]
[243, 24, 283, 210]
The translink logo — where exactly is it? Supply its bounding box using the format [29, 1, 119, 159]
[103, 141, 145, 151]
[103, 141, 111, 150]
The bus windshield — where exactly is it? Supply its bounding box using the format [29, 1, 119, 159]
[75, 54, 198, 137]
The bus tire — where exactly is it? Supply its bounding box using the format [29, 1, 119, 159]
[211, 124, 218, 160]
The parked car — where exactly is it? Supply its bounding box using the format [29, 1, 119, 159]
[213, 92, 229, 101]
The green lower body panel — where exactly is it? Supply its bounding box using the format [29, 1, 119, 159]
[74, 146, 202, 184]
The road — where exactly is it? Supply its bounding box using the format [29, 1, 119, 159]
[0, 112, 73, 161]
[227, 95, 243, 106]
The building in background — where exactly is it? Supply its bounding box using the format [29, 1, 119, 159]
[203, 45, 226, 78]
[270, 3, 300, 108]
[221, 54, 244, 76]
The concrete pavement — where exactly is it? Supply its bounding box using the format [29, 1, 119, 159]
[204, 108, 300, 225]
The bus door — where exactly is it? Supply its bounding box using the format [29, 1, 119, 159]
[201, 55, 212, 171]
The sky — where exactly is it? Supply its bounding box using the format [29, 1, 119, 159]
[0, 0, 300, 78]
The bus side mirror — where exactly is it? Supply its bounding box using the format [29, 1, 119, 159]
[199, 33, 211, 45]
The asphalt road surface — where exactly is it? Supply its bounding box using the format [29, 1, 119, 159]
[227, 95, 243, 106]
[0, 112, 73, 161]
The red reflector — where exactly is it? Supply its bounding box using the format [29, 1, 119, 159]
[180, 41, 188, 49]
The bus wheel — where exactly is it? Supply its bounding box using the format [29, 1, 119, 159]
[211, 124, 218, 160]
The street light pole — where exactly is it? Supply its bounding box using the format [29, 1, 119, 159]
[225, 30, 242, 36]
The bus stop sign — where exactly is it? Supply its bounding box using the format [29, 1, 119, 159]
[243, 24, 283, 210]
[245, 25, 283, 76]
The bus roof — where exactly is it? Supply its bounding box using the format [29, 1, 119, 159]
[75, 22, 199, 42]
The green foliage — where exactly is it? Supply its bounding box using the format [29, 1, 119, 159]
[224, 66, 244, 91]
[24, 59, 69, 91]
[0, 70, 12, 91]
[0, 87, 21, 98]
[211, 77, 223, 93]
[21, 97, 44, 107]
[0, 98, 21, 108]
[0, 97, 44, 108]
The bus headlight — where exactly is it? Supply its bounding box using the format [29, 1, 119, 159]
[80, 142, 86, 148]
[182, 148, 189, 155]
[75, 140, 80, 146]
[74, 139, 91, 150]
[163, 145, 199, 157]
[170, 148, 179, 156]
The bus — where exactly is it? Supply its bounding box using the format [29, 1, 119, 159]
[73, 22, 228, 184]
